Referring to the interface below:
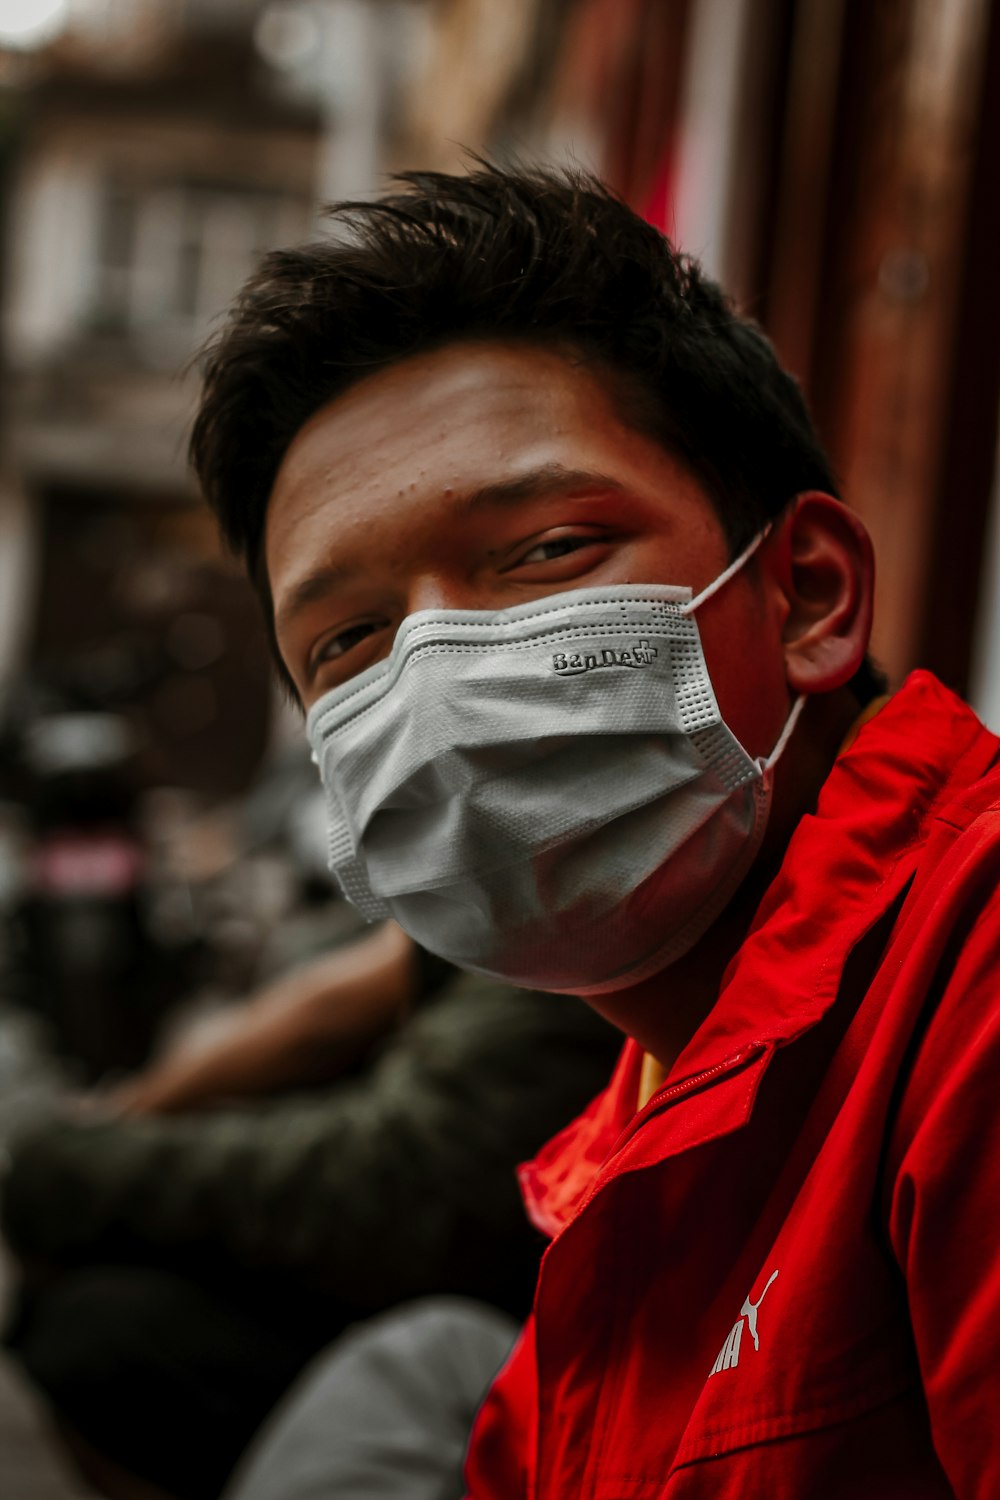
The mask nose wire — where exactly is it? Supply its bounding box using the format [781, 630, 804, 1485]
[679, 522, 773, 616]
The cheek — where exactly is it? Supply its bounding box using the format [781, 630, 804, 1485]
[697, 593, 791, 760]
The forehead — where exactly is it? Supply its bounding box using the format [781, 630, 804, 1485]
[269, 340, 632, 506]
[264, 339, 710, 600]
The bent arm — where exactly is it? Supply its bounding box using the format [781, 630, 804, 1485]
[0, 977, 619, 1303]
[112, 920, 415, 1115]
[886, 882, 1000, 1498]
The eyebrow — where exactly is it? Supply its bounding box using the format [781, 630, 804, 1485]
[274, 463, 625, 633]
[453, 463, 626, 516]
[276, 561, 360, 635]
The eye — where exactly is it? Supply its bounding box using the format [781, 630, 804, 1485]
[504, 526, 614, 577]
[310, 618, 387, 678]
[519, 534, 596, 564]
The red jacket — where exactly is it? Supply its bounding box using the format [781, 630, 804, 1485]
[466, 673, 1000, 1499]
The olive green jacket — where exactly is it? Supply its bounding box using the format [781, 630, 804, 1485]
[1, 972, 619, 1316]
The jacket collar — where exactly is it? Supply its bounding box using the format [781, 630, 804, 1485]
[519, 672, 999, 1237]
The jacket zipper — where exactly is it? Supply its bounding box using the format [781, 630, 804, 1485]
[570, 1042, 771, 1223]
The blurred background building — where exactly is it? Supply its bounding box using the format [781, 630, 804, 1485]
[0, 0, 995, 1079]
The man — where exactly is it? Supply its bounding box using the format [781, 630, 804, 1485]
[190, 164, 999, 1497]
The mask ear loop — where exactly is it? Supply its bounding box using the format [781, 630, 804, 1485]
[762, 692, 806, 770]
[679, 523, 773, 616]
[676, 521, 807, 767]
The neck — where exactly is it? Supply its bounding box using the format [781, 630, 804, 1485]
[585, 686, 862, 1071]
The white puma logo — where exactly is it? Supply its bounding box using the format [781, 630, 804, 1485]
[740, 1268, 779, 1351]
[709, 1269, 779, 1376]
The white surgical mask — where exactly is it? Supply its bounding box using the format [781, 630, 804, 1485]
[306, 530, 803, 995]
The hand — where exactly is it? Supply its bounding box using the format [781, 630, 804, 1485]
[101, 1006, 250, 1117]
[90, 924, 415, 1117]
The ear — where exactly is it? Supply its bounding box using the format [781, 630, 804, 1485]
[765, 493, 875, 694]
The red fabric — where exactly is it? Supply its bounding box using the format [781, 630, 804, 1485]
[465, 672, 1000, 1498]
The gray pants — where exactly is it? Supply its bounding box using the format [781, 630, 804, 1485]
[225, 1299, 519, 1500]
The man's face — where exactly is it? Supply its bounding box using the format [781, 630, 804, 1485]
[266, 340, 792, 756]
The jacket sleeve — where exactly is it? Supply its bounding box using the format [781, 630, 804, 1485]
[886, 880, 1000, 1499]
[0, 973, 619, 1309]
